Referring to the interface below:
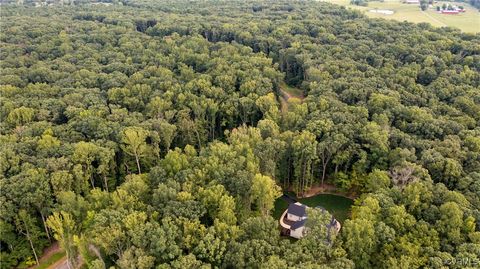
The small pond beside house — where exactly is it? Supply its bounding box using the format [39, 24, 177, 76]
[273, 193, 354, 224]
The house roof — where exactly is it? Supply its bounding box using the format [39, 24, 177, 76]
[290, 219, 306, 230]
[287, 203, 306, 217]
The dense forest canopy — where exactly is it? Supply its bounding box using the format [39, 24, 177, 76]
[1, 0, 479, 268]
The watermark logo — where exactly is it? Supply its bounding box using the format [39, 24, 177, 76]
[441, 257, 478, 267]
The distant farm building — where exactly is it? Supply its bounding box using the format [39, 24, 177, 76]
[439, 5, 466, 14]
[441, 9, 459, 14]
[369, 9, 394, 15]
[405, 0, 420, 4]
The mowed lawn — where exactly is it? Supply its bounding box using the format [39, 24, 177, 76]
[279, 82, 304, 99]
[17, 251, 65, 269]
[273, 194, 354, 223]
[320, 0, 480, 33]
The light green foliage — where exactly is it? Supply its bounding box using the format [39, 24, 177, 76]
[292, 131, 318, 196]
[436, 202, 464, 245]
[251, 174, 282, 216]
[364, 169, 390, 192]
[121, 127, 150, 174]
[343, 218, 377, 268]
[6, 106, 35, 126]
[46, 211, 79, 269]
[343, 181, 477, 269]
[37, 128, 60, 151]
[72, 141, 115, 191]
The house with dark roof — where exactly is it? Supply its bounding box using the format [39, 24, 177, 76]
[280, 202, 308, 238]
[289, 218, 307, 238]
[279, 202, 341, 239]
[286, 203, 307, 222]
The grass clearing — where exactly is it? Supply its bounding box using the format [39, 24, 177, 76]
[278, 81, 304, 114]
[279, 82, 304, 99]
[273, 193, 354, 223]
[319, 0, 480, 33]
[273, 197, 290, 220]
[17, 251, 66, 269]
[35, 252, 65, 269]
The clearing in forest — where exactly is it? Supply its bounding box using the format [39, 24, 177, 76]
[278, 82, 304, 113]
[273, 193, 354, 224]
[23, 242, 65, 269]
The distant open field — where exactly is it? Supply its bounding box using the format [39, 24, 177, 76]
[321, 0, 480, 33]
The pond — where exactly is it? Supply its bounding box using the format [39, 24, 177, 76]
[273, 193, 354, 224]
